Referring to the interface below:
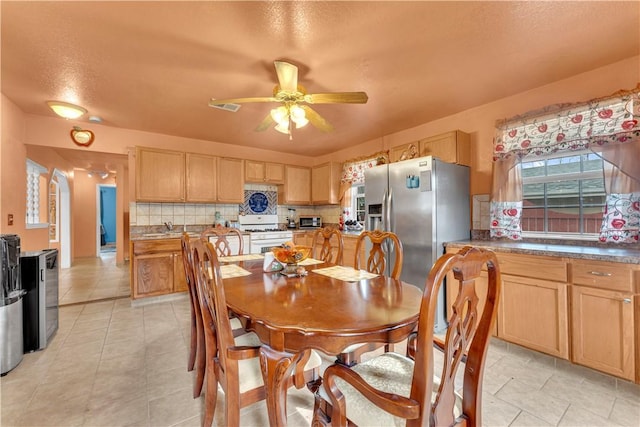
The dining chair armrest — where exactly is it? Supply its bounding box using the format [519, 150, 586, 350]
[323, 363, 420, 425]
[227, 345, 261, 360]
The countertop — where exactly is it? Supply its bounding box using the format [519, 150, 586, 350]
[446, 239, 640, 265]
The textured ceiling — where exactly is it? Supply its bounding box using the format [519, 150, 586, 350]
[2, 1, 639, 166]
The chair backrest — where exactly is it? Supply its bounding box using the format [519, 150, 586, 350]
[180, 233, 201, 315]
[354, 230, 403, 279]
[311, 227, 344, 264]
[190, 238, 236, 373]
[200, 227, 244, 257]
[411, 246, 501, 427]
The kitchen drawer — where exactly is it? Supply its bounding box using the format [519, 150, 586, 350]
[132, 238, 181, 255]
[496, 253, 568, 282]
[572, 260, 636, 292]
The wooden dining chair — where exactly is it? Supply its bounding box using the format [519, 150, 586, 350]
[337, 229, 404, 366]
[311, 226, 344, 264]
[200, 226, 244, 256]
[181, 233, 251, 400]
[190, 238, 323, 427]
[180, 233, 205, 397]
[313, 246, 501, 427]
[353, 229, 403, 279]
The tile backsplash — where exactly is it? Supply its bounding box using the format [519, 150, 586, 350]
[129, 183, 342, 228]
[472, 194, 490, 230]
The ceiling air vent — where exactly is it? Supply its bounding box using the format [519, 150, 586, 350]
[210, 102, 241, 112]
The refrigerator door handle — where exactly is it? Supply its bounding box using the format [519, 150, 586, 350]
[387, 187, 393, 233]
[382, 188, 389, 231]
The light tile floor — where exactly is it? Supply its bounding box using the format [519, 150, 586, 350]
[58, 252, 130, 305]
[2, 255, 639, 426]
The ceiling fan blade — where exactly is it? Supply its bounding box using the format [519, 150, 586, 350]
[305, 92, 368, 104]
[255, 114, 275, 132]
[209, 96, 277, 107]
[274, 61, 298, 93]
[300, 105, 334, 132]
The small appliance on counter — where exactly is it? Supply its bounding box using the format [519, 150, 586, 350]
[287, 208, 297, 229]
[21, 249, 59, 352]
[1, 234, 24, 375]
[298, 216, 322, 229]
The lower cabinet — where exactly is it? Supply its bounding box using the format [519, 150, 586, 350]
[571, 285, 635, 380]
[497, 274, 569, 359]
[131, 239, 187, 299]
[342, 235, 365, 268]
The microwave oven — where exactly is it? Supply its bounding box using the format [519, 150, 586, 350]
[298, 216, 322, 229]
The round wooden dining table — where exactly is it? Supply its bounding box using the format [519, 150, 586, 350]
[222, 258, 423, 427]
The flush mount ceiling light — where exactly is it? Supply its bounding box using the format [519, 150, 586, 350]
[46, 101, 87, 119]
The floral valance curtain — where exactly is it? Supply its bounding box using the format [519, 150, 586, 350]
[340, 151, 389, 185]
[491, 85, 640, 242]
[339, 151, 388, 208]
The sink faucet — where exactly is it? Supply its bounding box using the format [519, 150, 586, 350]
[164, 221, 173, 232]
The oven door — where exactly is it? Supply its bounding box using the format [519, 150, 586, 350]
[251, 238, 290, 254]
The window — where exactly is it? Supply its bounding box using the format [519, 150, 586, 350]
[351, 184, 365, 225]
[521, 151, 606, 236]
[26, 159, 49, 228]
[49, 179, 59, 241]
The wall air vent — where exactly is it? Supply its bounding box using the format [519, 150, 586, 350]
[210, 102, 241, 112]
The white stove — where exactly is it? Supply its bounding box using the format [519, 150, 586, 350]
[238, 215, 293, 253]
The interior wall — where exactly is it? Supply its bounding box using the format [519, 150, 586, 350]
[317, 56, 640, 196]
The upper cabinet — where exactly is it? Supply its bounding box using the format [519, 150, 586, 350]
[217, 157, 245, 203]
[419, 130, 470, 166]
[136, 147, 244, 203]
[312, 162, 342, 205]
[136, 147, 185, 202]
[245, 160, 285, 184]
[390, 142, 419, 163]
[186, 153, 217, 203]
[280, 165, 311, 205]
[388, 130, 471, 166]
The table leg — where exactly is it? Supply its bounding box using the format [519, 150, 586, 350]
[259, 345, 305, 427]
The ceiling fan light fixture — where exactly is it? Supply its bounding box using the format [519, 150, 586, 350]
[270, 106, 288, 123]
[47, 101, 87, 119]
[274, 121, 290, 134]
[292, 116, 309, 128]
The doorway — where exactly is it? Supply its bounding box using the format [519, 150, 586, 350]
[51, 169, 71, 269]
[96, 184, 116, 256]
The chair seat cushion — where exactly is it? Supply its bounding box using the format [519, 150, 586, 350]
[321, 352, 461, 426]
[235, 334, 323, 394]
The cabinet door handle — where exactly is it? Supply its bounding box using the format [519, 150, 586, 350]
[622, 298, 632, 304]
[588, 271, 612, 277]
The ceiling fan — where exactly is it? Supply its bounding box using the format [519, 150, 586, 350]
[209, 61, 368, 138]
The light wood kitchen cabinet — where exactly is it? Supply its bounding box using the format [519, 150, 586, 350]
[131, 238, 187, 299]
[419, 130, 471, 166]
[390, 142, 419, 163]
[312, 162, 341, 205]
[495, 252, 569, 358]
[292, 231, 311, 246]
[245, 160, 284, 184]
[498, 273, 569, 359]
[186, 153, 217, 202]
[342, 234, 365, 268]
[217, 157, 245, 203]
[280, 165, 311, 205]
[570, 259, 637, 381]
[136, 147, 185, 202]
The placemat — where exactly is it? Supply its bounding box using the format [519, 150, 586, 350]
[312, 266, 379, 281]
[297, 258, 324, 266]
[220, 264, 252, 279]
[218, 254, 264, 263]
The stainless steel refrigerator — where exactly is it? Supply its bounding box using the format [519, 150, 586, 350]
[364, 156, 470, 331]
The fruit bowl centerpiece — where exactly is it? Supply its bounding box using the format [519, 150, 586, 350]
[272, 242, 311, 276]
